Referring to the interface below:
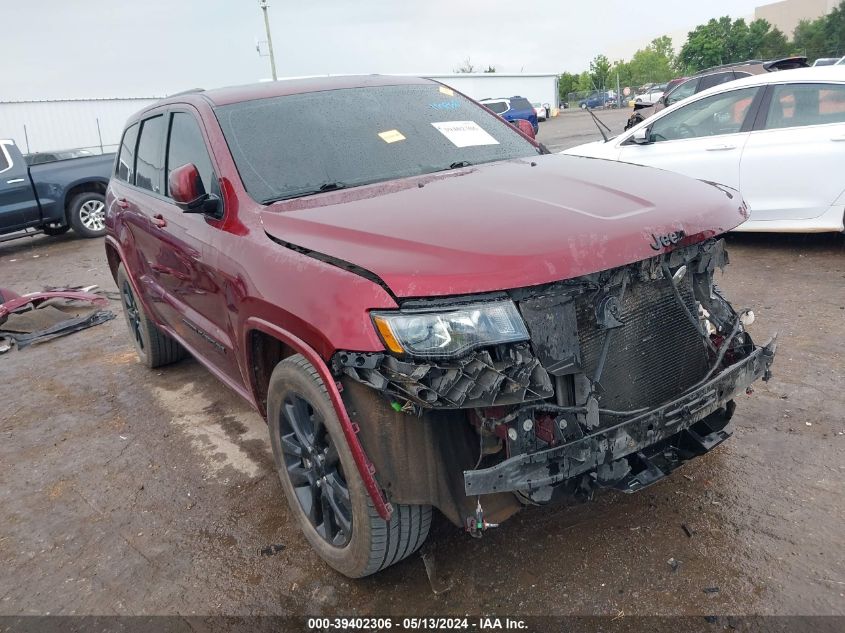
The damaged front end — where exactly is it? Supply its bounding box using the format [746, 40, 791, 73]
[333, 238, 776, 529]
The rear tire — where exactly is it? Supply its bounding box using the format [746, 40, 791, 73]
[267, 354, 431, 578]
[69, 192, 107, 238]
[116, 263, 187, 368]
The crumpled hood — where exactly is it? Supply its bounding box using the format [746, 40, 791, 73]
[260, 154, 746, 298]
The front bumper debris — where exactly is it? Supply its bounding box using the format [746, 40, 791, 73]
[463, 337, 776, 496]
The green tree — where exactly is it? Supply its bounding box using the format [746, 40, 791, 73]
[747, 19, 789, 59]
[576, 70, 593, 93]
[557, 71, 578, 103]
[679, 15, 793, 72]
[793, 1, 845, 61]
[794, 18, 828, 61]
[628, 37, 676, 84]
[589, 54, 611, 89]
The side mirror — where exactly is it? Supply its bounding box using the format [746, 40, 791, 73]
[168, 163, 220, 215]
[631, 126, 651, 145]
[513, 118, 536, 139]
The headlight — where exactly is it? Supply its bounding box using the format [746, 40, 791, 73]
[371, 300, 529, 358]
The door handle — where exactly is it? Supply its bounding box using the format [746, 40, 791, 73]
[6, 178, 24, 184]
[705, 144, 736, 151]
[116, 198, 129, 209]
[152, 214, 167, 228]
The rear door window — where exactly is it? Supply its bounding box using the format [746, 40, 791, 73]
[166, 112, 217, 197]
[116, 123, 139, 183]
[135, 115, 166, 194]
[699, 72, 737, 91]
[764, 83, 845, 130]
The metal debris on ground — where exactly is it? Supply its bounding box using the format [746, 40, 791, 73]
[681, 523, 694, 538]
[0, 287, 114, 352]
[258, 544, 285, 557]
[703, 587, 720, 594]
[668, 557, 682, 573]
[420, 546, 453, 595]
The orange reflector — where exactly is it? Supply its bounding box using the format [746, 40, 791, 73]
[373, 316, 404, 354]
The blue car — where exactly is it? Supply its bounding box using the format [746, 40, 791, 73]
[578, 91, 612, 109]
[479, 96, 539, 133]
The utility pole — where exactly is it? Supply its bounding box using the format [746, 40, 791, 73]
[259, 0, 278, 80]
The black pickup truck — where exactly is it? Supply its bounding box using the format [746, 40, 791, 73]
[0, 138, 114, 239]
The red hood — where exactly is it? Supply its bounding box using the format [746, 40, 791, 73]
[260, 154, 746, 298]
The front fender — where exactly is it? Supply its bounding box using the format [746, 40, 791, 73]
[243, 317, 393, 521]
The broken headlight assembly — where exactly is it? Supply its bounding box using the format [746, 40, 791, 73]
[371, 300, 529, 358]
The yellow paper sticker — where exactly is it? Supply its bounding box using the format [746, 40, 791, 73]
[378, 129, 406, 143]
[439, 86, 454, 96]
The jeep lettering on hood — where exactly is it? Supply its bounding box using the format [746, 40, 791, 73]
[261, 154, 745, 297]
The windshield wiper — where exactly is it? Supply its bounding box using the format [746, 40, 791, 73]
[586, 108, 612, 143]
[262, 182, 347, 204]
[448, 160, 473, 169]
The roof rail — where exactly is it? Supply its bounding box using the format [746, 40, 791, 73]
[698, 60, 763, 74]
[167, 88, 206, 97]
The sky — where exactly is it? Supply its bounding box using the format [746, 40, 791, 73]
[5, 0, 764, 100]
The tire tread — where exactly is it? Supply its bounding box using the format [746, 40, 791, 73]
[280, 354, 431, 577]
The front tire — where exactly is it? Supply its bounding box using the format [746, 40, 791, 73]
[116, 263, 187, 368]
[69, 192, 107, 238]
[267, 354, 431, 578]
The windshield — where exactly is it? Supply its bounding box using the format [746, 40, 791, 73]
[215, 84, 539, 203]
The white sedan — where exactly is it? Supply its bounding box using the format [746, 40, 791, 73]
[564, 67, 845, 232]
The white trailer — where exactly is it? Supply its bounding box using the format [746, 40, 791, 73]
[0, 98, 158, 154]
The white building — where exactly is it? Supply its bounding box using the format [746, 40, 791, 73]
[0, 97, 157, 154]
[755, 0, 838, 37]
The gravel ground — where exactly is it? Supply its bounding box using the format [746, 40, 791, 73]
[0, 121, 843, 617]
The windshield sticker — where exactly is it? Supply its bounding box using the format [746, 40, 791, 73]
[431, 121, 499, 148]
[439, 86, 454, 96]
[378, 129, 406, 143]
[429, 100, 461, 110]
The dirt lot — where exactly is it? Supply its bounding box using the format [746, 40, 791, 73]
[1, 122, 844, 617]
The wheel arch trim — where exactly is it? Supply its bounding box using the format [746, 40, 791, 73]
[243, 316, 393, 521]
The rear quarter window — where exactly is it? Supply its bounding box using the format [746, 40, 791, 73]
[116, 123, 139, 183]
[0, 145, 10, 173]
[509, 97, 533, 111]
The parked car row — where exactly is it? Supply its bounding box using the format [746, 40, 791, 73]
[566, 66, 845, 233]
[105, 75, 775, 578]
[626, 56, 809, 130]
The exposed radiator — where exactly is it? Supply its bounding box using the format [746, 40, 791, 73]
[576, 276, 710, 412]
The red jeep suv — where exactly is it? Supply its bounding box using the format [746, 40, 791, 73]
[105, 75, 776, 578]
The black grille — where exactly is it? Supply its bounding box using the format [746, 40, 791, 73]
[576, 276, 709, 412]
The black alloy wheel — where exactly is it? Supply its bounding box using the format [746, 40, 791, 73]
[278, 392, 353, 547]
